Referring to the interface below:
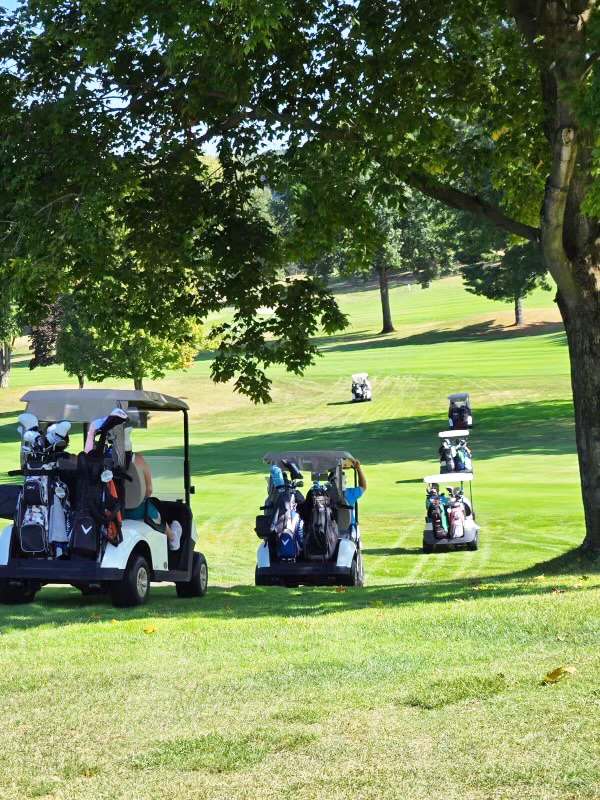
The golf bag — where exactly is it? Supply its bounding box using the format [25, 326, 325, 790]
[302, 487, 338, 560]
[426, 494, 448, 539]
[447, 498, 465, 538]
[439, 440, 455, 473]
[454, 441, 472, 472]
[270, 489, 303, 560]
[14, 468, 71, 557]
[70, 452, 123, 558]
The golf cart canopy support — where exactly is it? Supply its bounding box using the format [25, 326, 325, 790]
[263, 451, 355, 473]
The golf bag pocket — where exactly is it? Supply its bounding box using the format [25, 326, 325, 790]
[255, 515, 271, 539]
[23, 476, 48, 507]
[277, 530, 297, 560]
[19, 506, 49, 554]
[70, 511, 98, 557]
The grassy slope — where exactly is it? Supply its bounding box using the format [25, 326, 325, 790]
[1, 277, 599, 800]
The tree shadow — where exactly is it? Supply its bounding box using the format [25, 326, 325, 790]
[321, 322, 566, 354]
[0, 549, 596, 632]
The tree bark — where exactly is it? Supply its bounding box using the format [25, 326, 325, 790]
[514, 295, 524, 326]
[0, 342, 11, 388]
[377, 266, 395, 334]
[77, 374, 84, 389]
[134, 378, 144, 391]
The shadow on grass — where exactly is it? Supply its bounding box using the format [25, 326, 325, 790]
[1, 549, 597, 631]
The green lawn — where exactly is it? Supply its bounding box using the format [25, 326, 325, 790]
[1, 276, 599, 800]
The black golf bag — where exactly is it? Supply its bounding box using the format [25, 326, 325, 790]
[439, 440, 455, 473]
[302, 487, 338, 560]
[426, 494, 447, 539]
[70, 452, 123, 558]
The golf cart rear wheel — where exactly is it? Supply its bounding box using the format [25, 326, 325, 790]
[423, 542, 434, 554]
[0, 579, 37, 604]
[176, 552, 208, 598]
[338, 557, 361, 587]
[110, 553, 150, 608]
[467, 535, 478, 551]
[255, 568, 271, 586]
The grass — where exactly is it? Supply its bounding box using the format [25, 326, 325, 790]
[1, 276, 599, 800]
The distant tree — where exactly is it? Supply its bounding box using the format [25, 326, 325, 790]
[29, 301, 63, 370]
[56, 294, 207, 390]
[0, 290, 19, 389]
[462, 243, 550, 326]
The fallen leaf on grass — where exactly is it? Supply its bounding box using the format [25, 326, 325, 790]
[111, 619, 119, 624]
[532, 574, 545, 582]
[556, 636, 565, 642]
[551, 588, 565, 594]
[334, 586, 345, 593]
[542, 666, 577, 684]
[455, 598, 465, 604]
[574, 583, 584, 589]
[143, 626, 157, 634]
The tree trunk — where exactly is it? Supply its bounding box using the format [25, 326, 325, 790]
[514, 295, 524, 326]
[557, 291, 600, 551]
[0, 342, 11, 388]
[77, 375, 84, 389]
[377, 266, 395, 334]
[134, 378, 144, 391]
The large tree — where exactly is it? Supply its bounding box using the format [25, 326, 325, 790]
[2, 1, 600, 549]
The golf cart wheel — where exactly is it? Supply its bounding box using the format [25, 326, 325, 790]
[176, 552, 208, 598]
[467, 535, 478, 551]
[338, 557, 361, 587]
[110, 553, 150, 608]
[255, 567, 270, 586]
[422, 542, 434, 554]
[0, 579, 37, 604]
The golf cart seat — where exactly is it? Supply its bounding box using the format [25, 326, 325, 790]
[326, 476, 352, 532]
[124, 459, 146, 509]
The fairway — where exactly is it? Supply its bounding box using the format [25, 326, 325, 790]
[1, 277, 599, 800]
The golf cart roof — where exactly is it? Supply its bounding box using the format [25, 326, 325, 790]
[424, 473, 474, 483]
[438, 430, 469, 438]
[263, 451, 355, 472]
[20, 389, 189, 423]
[448, 392, 470, 402]
[351, 373, 369, 381]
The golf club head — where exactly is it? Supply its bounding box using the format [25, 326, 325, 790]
[282, 460, 303, 481]
[22, 429, 45, 450]
[46, 420, 71, 448]
[18, 413, 39, 434]
[97, 407, 129, 435]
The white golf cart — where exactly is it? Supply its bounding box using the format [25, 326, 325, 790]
[437, 429, 472, 473]
[351, 373, 372, 402]
[255, 451, 365, 587]
[448, 392, 473, 428]
[0, 389, 207, 607]
[423, 472, 479, 553]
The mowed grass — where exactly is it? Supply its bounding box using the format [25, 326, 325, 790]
[1, 276, 600, 800]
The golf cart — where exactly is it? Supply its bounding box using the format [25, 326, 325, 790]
[438, 430, 472, 474]
[255, 451, 364, 587]
[448, 393, 473, 428]
[0, 389, 207, 607]
[423, 472, 479, 553]
[351, 373, 372, 402]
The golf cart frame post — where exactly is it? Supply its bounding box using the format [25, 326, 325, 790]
[0, 389, 205, 606]
[255, 450, 364, 587]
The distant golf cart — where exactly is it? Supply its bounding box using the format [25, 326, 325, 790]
[351, 373, 372, 402]
[438, 430, 472, 474]
[423, 472, 479, 553]
[0, 389, 207, 607]
[448, 393, 473, 428]
[255, 451, 365, 587]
